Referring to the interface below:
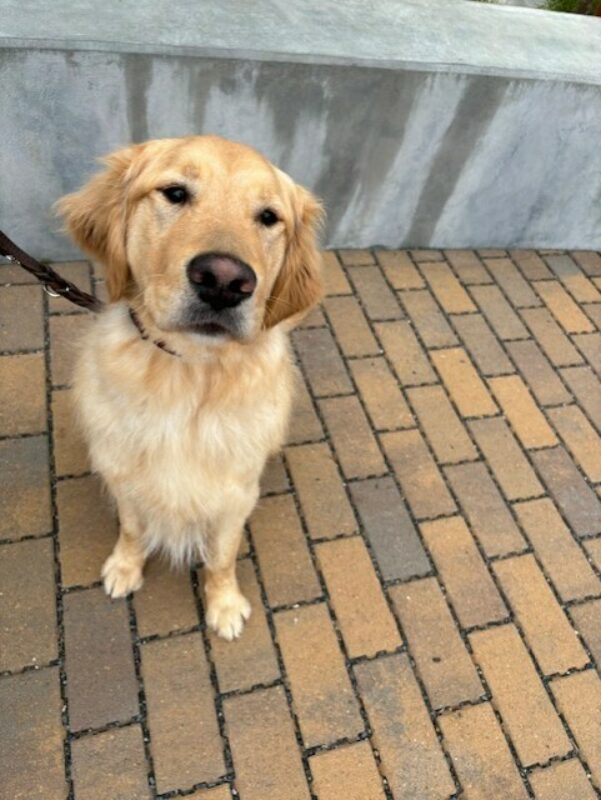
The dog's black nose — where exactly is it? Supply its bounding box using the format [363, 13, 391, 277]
[187, 253, 257, 311]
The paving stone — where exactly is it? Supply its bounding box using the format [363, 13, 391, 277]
[350, 476, 430, 581]
[451, 313, 513, 376]
[494, 555, 589, 675]
[322, 251, 351, 295]
[470, 624, 570, 766]
[0, 284, 44, 352]
[309, 741, 386, 800]
[507, 339, 572, 406]
[275, 603, 363, 747]
[337, 249, 375, 265]
[573, 332, 601, 375]
[470, 284, 529, 340]
[0, 259, 38, 284]
[286, 379, 324, 444]
[286, 443, 357, 539]
[375, 320, 437, 386]
[510, 250, 552, 280]
[133, 557, 198, 638]
[260, 453, 289, 496]
[316, 536, 401, 658]
[186, 788, 231, 800]
[49, 313, 91, 387]
[0, 353, 46, 436]
[349, 356, 414, 430]
[141, 633, 225, 793]
[572, 251, 601, 277]
[390, 578, 482, 709]
[534, 281, 595, 334]
[376, 249, 425, 289]
[440, 702, 529, 800]
[0, 537, 57, 672]
[320, 395, 386, 479]
[399, 289, 458, 348]
[0, 434, 51, 539]
[431, 347, 498, 417]
[64, 587, 139, 731]
[477, 249, 506, 258]
[551, 671, 601, 785]
[293, 327, 352, 397]
[484, 258, 540, 307]
[348, 265, 403, 320]
[547, 405, 601, 483]
[583, 302, 601, 329]
[48, 261, 93, 313]
[407, 384, 478, 464]
[445, 249, 492, 284]
[298, 304, 326, 328]
[570, 600, 601, 669]
[520, 307, 583, 367]
[355, 654, 455, 800]
[529, 759, 597, 800]
[0, 667, 66, 800]
[225, 686, 310, 800]
[545, 254, 601, 303]
[323, 295, 380, 357]
[419, 261, 476, 314]
[583, 537, 601, 572]
[52, 387, 89, 477]
[560, 366, 601, 433]
[412, 249, 445, 262]
[488, 375, 557, 448]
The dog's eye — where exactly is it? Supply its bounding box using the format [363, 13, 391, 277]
[257, 208, 280, 227]
[160, 185, 189, 205]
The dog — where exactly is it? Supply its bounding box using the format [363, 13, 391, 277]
[57, 135, 323, 640]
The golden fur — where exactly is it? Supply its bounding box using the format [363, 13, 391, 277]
[58, 136, 323, 639]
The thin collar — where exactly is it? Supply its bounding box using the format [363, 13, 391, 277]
[128, 307, 180, 358]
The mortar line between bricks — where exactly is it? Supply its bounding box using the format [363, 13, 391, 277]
[535, 251, 601, 332]
[0, 529, 54, 546]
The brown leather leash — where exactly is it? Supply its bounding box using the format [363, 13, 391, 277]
[0, 228, 104, 312]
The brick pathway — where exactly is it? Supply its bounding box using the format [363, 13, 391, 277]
[2, 249, 601, 799]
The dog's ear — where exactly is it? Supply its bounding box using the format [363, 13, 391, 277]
[264, 182, 324, 329]
[56, 146, 140, 302]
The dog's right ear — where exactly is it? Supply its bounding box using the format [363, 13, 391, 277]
[56, 146, 140, 302]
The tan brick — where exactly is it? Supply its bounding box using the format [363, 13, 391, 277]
[548, 405, 601, 482]
[310, 741, 385, 800]
[225, 686, 310, 800]
[323, 295, 379, 357]
[142, 633, 225, 792]
[0, 538, 57, 672]
[469, 418, 543, 501]
[419, 261, 476, 314]
[530, 759, 597, 800]
[260, 453, 289, 496]
[584, 302, 601, 328]
[0, 259, 38, 284]
[134, 557, 198, 638]
[412, 249, 444, 261]
[57, 475, 118, 588]
[348, 265, 402, 320]
[451, 313, 513, 376]
[408, 385, 478, 464]
[337, 248, 375, 265]
[445, 249, 492, 284]
[431, 347, 497, 417]
[287, 379, 324, 444]
[572, 250, 601, 277]
[355, 654, 455, 800]
[319, 395, 386, 479]
[470, 624, 570, 766]
[445, 462, 526, 557]
[485, 258, 541, 307]
[376, 249, 425, 289]
[574, 332, 601, 375]
[250, 494, 321, 606]
[298, 304, 326, 328]
[534, 280, 595, 334]
[322, 251, 351, 295]
[349, 357, 414, 430]
[390, 578, 482, 709]
[48, 261, 93, 313]
[521, 307, 583, 367]
[546, 254, 601, 303]
[440, 702, 529, 800]
[0, 284, 44, 352]
[186, 788, 231, 800]
[0, 668, 66, 800]
[488, 375, 557, 448]
[551, 671, 601, 785]
[507, 340, 572, 406]
[293, 327, 352, 397]
[71, 725, 150, 800]
[275, 603, 363, 746]
[286, 443, 356, 539]
[316, 536, 401, 658]
[515, 498, 600, 602]
[510, 250, 552, 280]
[570, 600, 601, 669]
[471, 284, 529, 340]
[478, 249, 506, 258]
[49, 313, 91, 387]
[208, 559, 279, 693]
[0, 353, 46, 436]
[584, 537, 601, 572]
[52, 388, 89, 477]
[494, 555, 589, 674]
[381, 429, 456, 519]
[0, 435, 51, 539]
[375, 320, 436, 386]
[421, 516, 507, 628]
[399, 289, 458, 348]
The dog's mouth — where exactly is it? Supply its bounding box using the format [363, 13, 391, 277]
[189, 321, 230, 337]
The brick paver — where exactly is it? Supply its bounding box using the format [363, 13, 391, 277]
[3, 248, 601, 799]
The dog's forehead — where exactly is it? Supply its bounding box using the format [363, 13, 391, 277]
[166, 138, 277, 185]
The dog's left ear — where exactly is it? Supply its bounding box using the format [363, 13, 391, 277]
[264, 182, 324, 329]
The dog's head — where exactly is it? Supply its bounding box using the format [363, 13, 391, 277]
[57, 136, 323, 340]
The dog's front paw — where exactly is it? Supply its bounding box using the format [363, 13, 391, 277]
[102, 553, 144, 598]
[206, 591, 251, 641]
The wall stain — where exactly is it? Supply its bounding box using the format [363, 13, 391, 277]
[123, 54, 153, 143]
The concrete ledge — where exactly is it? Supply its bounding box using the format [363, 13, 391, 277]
[1, 0, 601, 256]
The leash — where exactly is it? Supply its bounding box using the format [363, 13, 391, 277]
[0, 228, 104, 313]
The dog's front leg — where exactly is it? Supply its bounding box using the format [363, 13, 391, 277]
[102, 495, 146, 598]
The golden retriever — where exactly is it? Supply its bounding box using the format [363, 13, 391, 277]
[58, 135, 323, 639]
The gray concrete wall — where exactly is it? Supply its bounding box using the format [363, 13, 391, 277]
[1, 0, 601, 257]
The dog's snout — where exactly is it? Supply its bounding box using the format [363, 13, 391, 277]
[187, 253, 257, 310]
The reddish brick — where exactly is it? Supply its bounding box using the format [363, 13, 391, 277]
[0, 668, 66, 800]
[469, 418, 543, 501]
[225, 686, 310, 800]
[573, 332, 601, 375]
[0, 435, 51, 539]
[484, 258, 540, 307]
[0, 353, 46, 436]
[310, 741, 386, 800]
[431, 347, 498, 417]
[451, 313, 513, 376]
[142, 633, 225, 792]
[407, 385, 478, 464]
[275, 603, 363, 746]
[250, 494, 321, 606]
[390, 578, 482, 709]
[286, 380, 324, 444]
[0, 284, 44, 352]
[348, 265, 403, 320]
[520, 307, 583, 367]
[337, 249, 375, 265]
[293, 327, 352, 397]
[71, 725, 150, 800]
[529, 759, 597, 800]
[507, 340, 572, 406]
[445, 249, 492, 284]
[548, 405, 601, 482]
[400, 289, 457, 348]
[515, 498, 600, 602]
[319, 395, 386, 479]
[349, 357, 414, 430]
[355, 654, 455, 800]
[440, 702, 529, 800]
[376, 249, 425, 289]
[551, 671, 601, 785]
[471, 284, 529, 340]
[260, 453, 289, 496]
[317, 536, 401, 658]
[572, 251, 601, 277]
[510, 250, 552, 280]
[286, 443, 356, 539]
[48, 261, 93, 313]
[470, 624, 570, 766]
[494, 555, 589, 675]
[322, 251, 351, 295]
[134, 557, 198, 638]
[534, 281, 595, 334]
[570, 600, 601, 669]
[323, 295, 379, 357]
[49, 314, 91, 387]
[375, 320, 436, 386]
[0, 538, 57, 672]
[52, 388, 89, 477]
[561, 366, 601, 433]
[419, 261, 476, 314]
[545, 254, 601, 303]
[381, 429, 456, 519]
[488, 375, 557, 448]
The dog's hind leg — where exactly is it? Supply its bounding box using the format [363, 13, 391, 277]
[102, 495, 146, 598]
